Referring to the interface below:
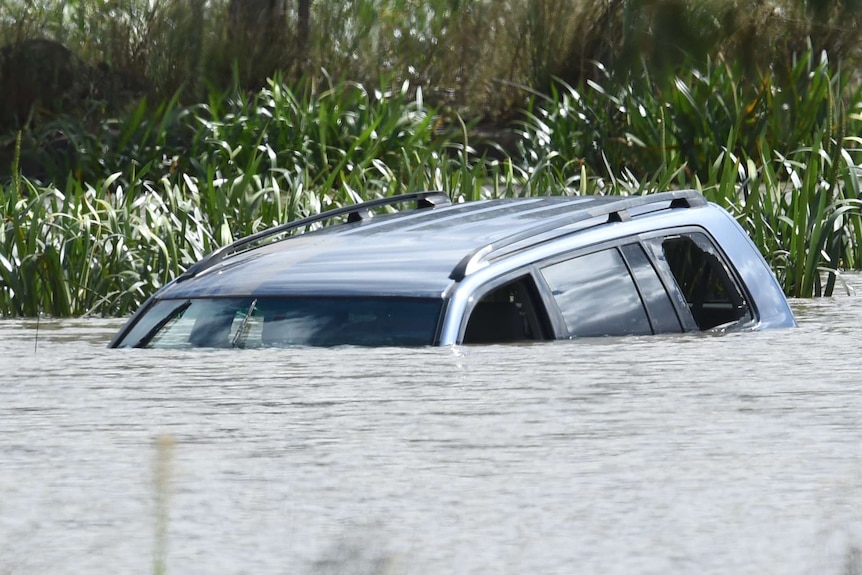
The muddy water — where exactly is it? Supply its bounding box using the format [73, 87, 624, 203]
[2, 285, 862, 575]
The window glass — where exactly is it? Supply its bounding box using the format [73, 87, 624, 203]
[117, 297, 443, 348]
[541, 249, 651, 337]
[661, 233, 750, 330]
[620, 244, 682, 334]
[462, 276, 549, 344]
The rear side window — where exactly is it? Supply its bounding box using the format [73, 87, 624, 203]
[659, 233, 751, 330]
[540, 248, 652, 337]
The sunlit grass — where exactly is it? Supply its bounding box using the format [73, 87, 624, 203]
[514, 48, 862, 297]
[0, 53, 862, 316]
[0, 77, 498, 316]
[2, 45, 862, 315]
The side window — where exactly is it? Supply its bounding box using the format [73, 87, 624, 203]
[620, 244, 682, 334]
[659, 233, 751, 330]
[462, 276, 549, 344]
[540, 248, 652, 337]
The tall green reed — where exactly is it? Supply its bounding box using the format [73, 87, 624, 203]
[708, 135, 862, 297]
[0, 174, 213, 316]
[3, 48, 862, 317]
[511, 48, 862, 296]
[0, 77, 491, 316]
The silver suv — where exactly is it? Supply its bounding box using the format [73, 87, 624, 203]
[109, 190, 796, 348]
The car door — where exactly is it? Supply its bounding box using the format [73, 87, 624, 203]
[536, 242, 684, 338]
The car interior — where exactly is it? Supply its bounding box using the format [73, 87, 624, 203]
[661, 234, 751, 330]
[462, 277, 549, 344]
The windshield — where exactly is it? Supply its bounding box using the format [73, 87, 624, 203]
[115, 297, 444, 348]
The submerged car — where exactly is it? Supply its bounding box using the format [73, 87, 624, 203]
[109, 190, 796, 348]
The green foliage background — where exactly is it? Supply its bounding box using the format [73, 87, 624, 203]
[1, 0, 862, 315]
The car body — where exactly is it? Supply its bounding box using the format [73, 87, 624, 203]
[109, 190, 796, 348]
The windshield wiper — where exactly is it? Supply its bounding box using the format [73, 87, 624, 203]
[134, 300, 192, 348]
[231, 298, 258, 348]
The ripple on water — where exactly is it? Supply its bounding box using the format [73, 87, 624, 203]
[2, 281, 862, 575]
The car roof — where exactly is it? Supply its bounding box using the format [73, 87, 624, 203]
[157, 191, 709, 299]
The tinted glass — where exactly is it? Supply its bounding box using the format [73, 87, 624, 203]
[116, 297, 443, 348]
[620, 244, 682, 334]
[541, 248, 652, 337]
[462, 276, 550, 344]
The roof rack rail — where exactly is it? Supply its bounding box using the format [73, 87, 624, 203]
[449, 190, 706, 280]
[178, 190, 451, 282]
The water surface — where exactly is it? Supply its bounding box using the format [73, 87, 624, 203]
[2, 284, 862, 575]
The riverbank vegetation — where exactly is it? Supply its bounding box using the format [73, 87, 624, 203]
[2, 0, 862, 316]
